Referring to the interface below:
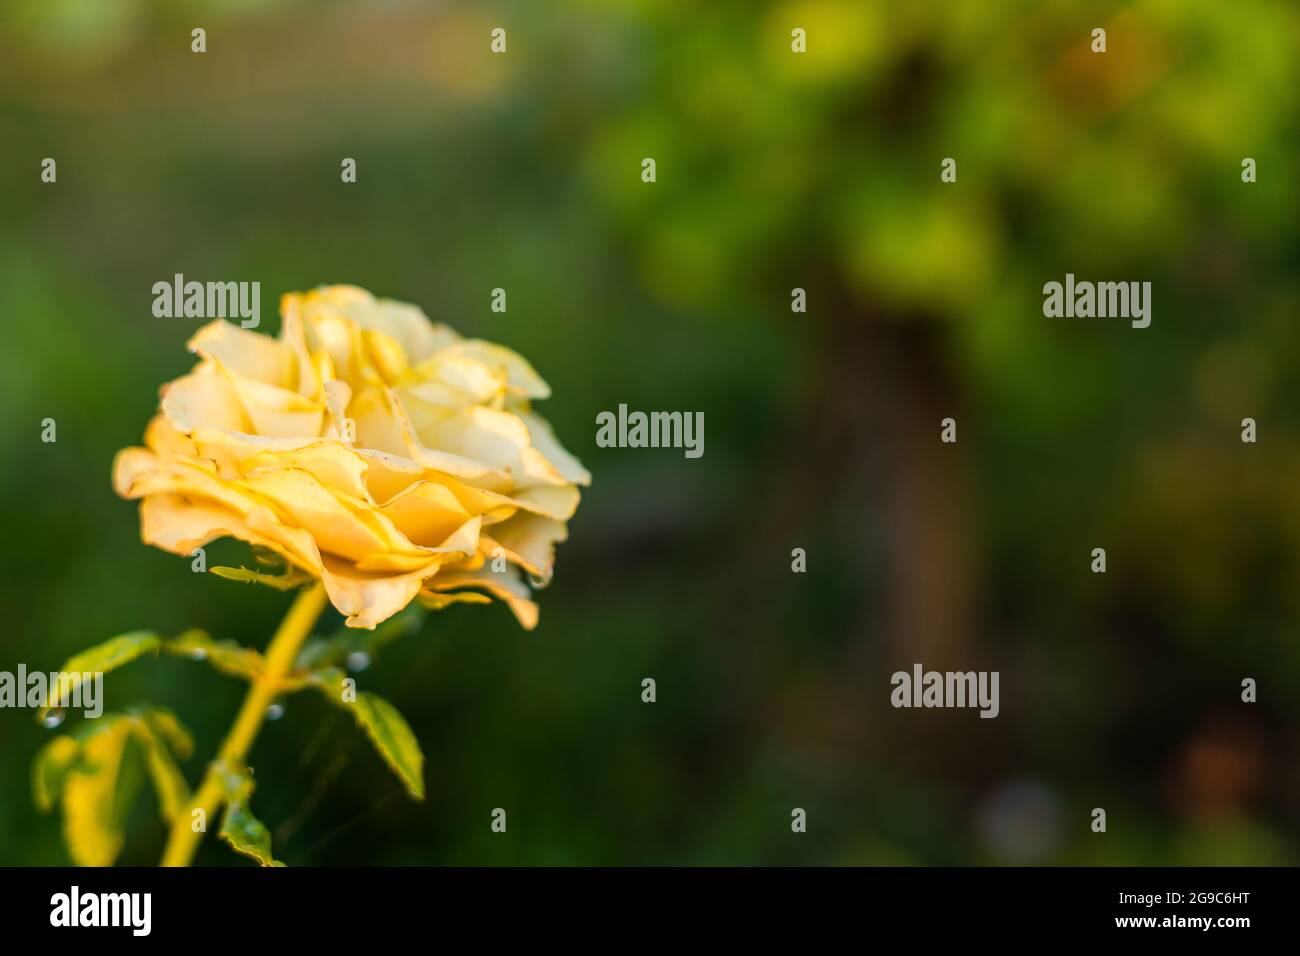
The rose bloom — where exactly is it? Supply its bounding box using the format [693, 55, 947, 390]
[114, 286, 589, 629]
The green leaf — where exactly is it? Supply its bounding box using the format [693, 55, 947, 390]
[39, 631, 160, 721]
[138, 735, 189, 823]
[218, 772, 285, 867]
[314, 675, 425, 800]
[59, 717, 143, 867]
[32, 736, 80, 812]
[127, 709, 192, 824]
[139, 706, 193, 759]
[33, 712, 189, 868]
[34, 706, 195, 860]
[211, 565, 313, 591]
[165, 629, 265, 682]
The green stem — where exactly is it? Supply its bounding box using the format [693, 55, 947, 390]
[160, 582, 328, 867]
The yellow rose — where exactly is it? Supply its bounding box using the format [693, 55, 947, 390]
[113, 285, 589, 629]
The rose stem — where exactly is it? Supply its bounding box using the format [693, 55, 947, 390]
[160, 582, 329, 867]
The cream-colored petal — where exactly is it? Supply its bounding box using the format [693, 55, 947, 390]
[411, 473, 520, 523]
[388, 389, 512, 484]
[520, 411, 591, 486]
[161, 368, 250, 433]
[415, 405, 535, 479]
[242, 501, 330, 572]
[516, 445, 571, 488]
[355, 448, 425, 504]
[443, 340, 550, 400]
[138, 494, 304, 572]
[319, 553, 431, 629]
[143, 415, 198, 458]
[112, 447, 160, 498]
[437, 514, 483, 555]
[378, 480, 473, 547]
[349, 386, 411, 458]
[301, 308, 373, 389]
[353, 552, 442, 573]
[417, 590, 492, 612]
[190, 429, 326, 479]
[362, 328, 411, 384]
[322, 379, 354, 441]
[241, 441, 373, 501]
[426, 566, 539, 630]
[237, 469, 390, 561]
[407, 353, 508, 408]
[115, 454, 251, 518]
[510, 483, 581, 522]
[208, 362, 324, 439]
[485, 513, 569, 579]
[277, 296, 324, 399]
[188, 319, 295, 389]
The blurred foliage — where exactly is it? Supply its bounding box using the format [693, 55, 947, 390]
[1, 0, 1298, 865]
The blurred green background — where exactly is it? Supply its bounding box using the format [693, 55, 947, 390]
[2, 0, 1298, 865]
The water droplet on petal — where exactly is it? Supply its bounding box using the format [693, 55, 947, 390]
[42, 709, 67, 729]
[527, 570, 552, 590]
[266, 702, 285, 721]
[346, 651, 371, 673]
[190, 648, 209, 661]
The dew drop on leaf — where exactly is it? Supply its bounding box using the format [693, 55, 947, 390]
[346, 651, 371, 673]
